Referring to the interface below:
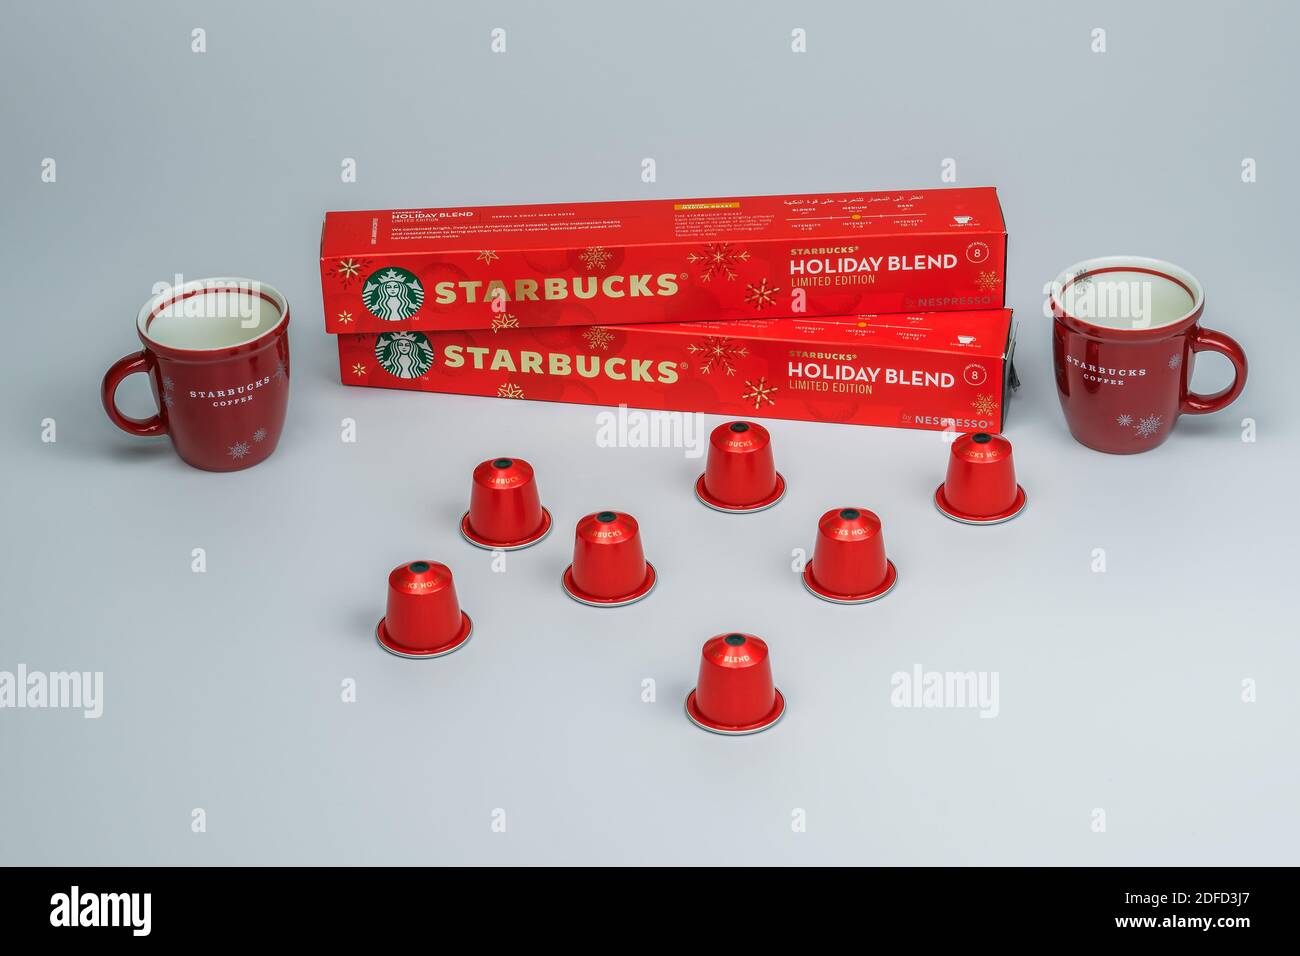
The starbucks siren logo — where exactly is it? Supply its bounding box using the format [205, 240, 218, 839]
[375, 331, 434, 379]
[362, 266, 424, 321]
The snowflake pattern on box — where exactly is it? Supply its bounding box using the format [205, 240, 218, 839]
[1135, 414, 1162, 438]
[971, 393, 998, 418]
[582, 326, 614, 351]
[578, 246, 613, 271]
[687, 336, 749, 375]
[497, 382, 524, 399]
[228, 441, 250, 461]
[491, 313, 520, 333]
[337, 310, 353, 325]
[334, 258, 371, 290]
[687, 243, 750, 282]
[351, 362, 367, 377]
[744, 279, 780, 310]
[741, 377, 777, 410]
[1168, 353, 1182, 369]
[975, 270, 1000, 292]
[476, 250, 499, 265]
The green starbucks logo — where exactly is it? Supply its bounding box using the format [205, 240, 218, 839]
[375, 331, 435, 379]
[362, 266, 424, 321]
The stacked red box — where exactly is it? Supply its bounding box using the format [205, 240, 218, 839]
[337, 310, 1016, 434]
[320, 187, 1005, 333]
[322, 187, 1014, 431]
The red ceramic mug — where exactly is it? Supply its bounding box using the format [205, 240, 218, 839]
[1049, 256, 1246, 454]
[101, 277, 291, 471]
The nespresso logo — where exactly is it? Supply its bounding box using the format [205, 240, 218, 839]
[441, 345, 680, 384]
[432, 273, 680, 305]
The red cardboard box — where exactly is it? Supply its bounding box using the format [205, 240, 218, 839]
[321, 188, 1006, 334]
[336, 310, 1016, 433]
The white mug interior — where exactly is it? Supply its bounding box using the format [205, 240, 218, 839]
[1052, 256, 1203, 331]
[137, 278, 288, 351]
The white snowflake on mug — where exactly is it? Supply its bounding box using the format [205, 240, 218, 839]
[252, 428, 267, 443]
[1116, 414, 1132, 427]
[1168, 353, 1182, 369]
[1135, 414, 1162, 438]
[228, 441, 251, 460]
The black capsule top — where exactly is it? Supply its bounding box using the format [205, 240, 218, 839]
[493, 457, 514, 468]
[839, 508, 860, 520]
[596, 511, 618, 523]
[724, 634, 747, 646]
[409, 561, 430, 573]
[729, 422, 750, 433]
[972, 433, 992, 444]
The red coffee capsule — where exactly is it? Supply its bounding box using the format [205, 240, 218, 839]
[460, 456, 553, 550]
[685, 633, 785, 735]
[375, 561, 473, 659]
[934, 432, 1027, 525]
[695, 420, 786, 513]
[561, 510, 657, 607]
[802, 507, 898, 604]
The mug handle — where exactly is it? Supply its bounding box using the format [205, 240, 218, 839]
[1181, 327, 1248, 415]
[101, 351, 166, 436]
